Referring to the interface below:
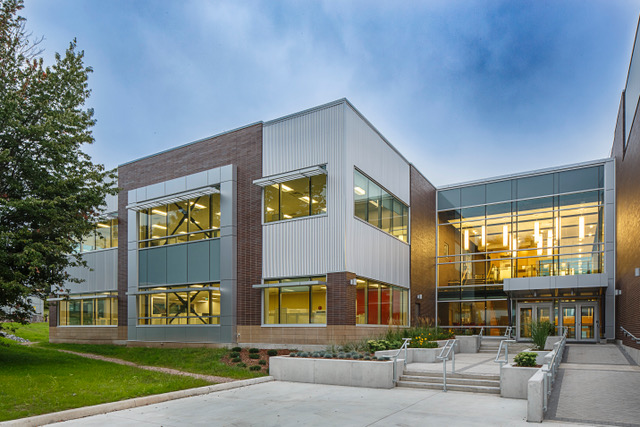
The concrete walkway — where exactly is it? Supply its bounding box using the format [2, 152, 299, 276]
[546, 344, 640, 426]
[45, 381, 542, 426]
[406, 351, 518, 376]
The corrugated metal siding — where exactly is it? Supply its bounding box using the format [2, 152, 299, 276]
[65, 248, 118, 293]
[262, 103, 346, 277]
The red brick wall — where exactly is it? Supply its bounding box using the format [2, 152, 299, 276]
[327, 271, 357, 325]
[409, 165, 437, 325]
[117, 124, 263, 327]
[612, 91, 640, 350]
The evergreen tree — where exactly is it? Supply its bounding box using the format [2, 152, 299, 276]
[0, 0, 117, 323]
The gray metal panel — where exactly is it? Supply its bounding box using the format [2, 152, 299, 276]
[207, 168, 221, 185]
[64, 249, 118, 293]
[166, 244, 188, 285]
[165, 177, 186, 195]
[146, 182, 164, 200]
[128, 189, 136, 205]
[186, 171, 207, 189]
[187, 241, 210, 283]
[138, 249, 148, 286]
[209, 239, 221, 281]
[104, 194, 118, 213]
[128, 210, 137, 243]
[147, 247, 167, 285]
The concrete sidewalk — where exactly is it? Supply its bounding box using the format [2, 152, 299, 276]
[406, 351, 517, 376]
[46, 381, 589, 427]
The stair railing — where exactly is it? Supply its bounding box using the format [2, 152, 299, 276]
[494, 339, 516, 369]
[391, 338, 412, 385]
[436, 339, 457, 392]
[541, 325, 568, 412]
[504, 326, 513, 339]
[620, 326, 640, 344]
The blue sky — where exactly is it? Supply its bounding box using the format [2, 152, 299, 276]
[21, 0, 640, 186]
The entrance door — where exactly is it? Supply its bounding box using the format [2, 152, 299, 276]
[517, 303, 553, 340]
[560, 303, 597, 342]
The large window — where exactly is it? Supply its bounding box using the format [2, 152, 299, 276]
[137, 284, 220, 325]
[354, 170, 408, 242]
[139, 194, 220, 248]
[262, 277, 326, 324]
[355, 278, 408, 326]
[79, 218, 118, 252]
[58, 293, 118, 326]
[264, 174, 327, 222]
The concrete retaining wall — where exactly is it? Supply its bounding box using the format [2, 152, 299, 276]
[456, 335, 480, 353]
[500, 364, 538, 399]
[527, 369, 545, 422]
[269, 356, 403, 389]
[374, 348, 443, 363]
[619, 340, 640, 364]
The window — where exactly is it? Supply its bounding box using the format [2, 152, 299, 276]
[137, 284, 220, 325]
[79, 218, 118, 252]
[353, 170, 408, 241]
[264, 174, 327, 222]
[262, 277, 326, 324]
[138, 194, 220, 248]
[355, 278, 408, 326]
[57, 293, 118, 326]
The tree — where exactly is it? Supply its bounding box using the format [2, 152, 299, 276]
[0, 0, 117, 323]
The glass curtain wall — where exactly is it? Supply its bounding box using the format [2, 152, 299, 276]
[436, 166, 605, 333]
[80, 218, 118, 252]
[262, 277, 327, 324]
[139, 193, 220, 248]
[354, 170, 408, 242]
[137, 284, 221, 325]
[355, 278, 409, 326]
[58, 293, 118, 326]
[264, 174, 327, 223]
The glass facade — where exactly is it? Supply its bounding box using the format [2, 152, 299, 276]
[58, 293, 118, 326]
[80, 218, 118, 252]
[355, 278, 409, 326]
[436, 165, 605, 331]
[137, 284, 220, 325]
[138, 193, 220, 248]
[263, 277, 327, 324]
[354, 169, 408, 242]
[264, 174, 327, 222]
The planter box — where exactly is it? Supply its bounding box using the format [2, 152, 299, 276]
[544, 336, 562, 350]
[375, 348, 444, 363]
[269, 356, 403, 389]
[526, 350, 551, 366]
[456, 335, 480, 353]
[500, 364, 539, 399]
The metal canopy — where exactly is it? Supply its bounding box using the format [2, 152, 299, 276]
[253, 165, 327, 187]
[127, 186, 220, 211]
[252, 280, 327, 289]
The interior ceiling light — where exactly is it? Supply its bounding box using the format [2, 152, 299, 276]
[299, 196, 310, 203]
[464, 229, 469, 251]
[503, 225, 508, 247]
[152, 224, 166, 229]
[152, 209, 167, 216]
[481, 225, 485, 247]
[266, 207, 274, 212]
[534, 222, 540, 241]
[354, 186, 366, 196]
[547, 230, 553, 256]
[97, 223, 110, 228]
[579, 216, 585, 240]
[283, 214, 292, 219]
[281, 184, 293, 192]
[193, 203, 206, 209]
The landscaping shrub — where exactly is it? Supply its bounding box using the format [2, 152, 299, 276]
[236, 362, 247, 368]
[531, 320, 554, 350]
[290, 352, 298, 357]
[249, 365, 262, 371]
[229, 352, 240, 358]
[249, 353, 260, 359]
[231, 357, 241, 363]
[259, 359, 266, 365]
[514, 352, 538, 367]
[267, 349, 278, 356]
[231, 347, 242, 352]
[248, 348, 259, 354]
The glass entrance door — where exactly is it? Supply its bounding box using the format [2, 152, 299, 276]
[519, 307, 533, 338]
[517, 303, 553, 340]
[560, 303, 597, 342]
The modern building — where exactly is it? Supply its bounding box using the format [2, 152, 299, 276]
[48, 22, 640, 358]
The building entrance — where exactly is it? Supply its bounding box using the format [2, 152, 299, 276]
[559, 302, 597, 342]
[517, 303, 552, 339]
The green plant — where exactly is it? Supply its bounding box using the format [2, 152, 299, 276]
[514, 352, 538, 367]
[231, 357, 241, 363]
[267, 349, 278, 356]
[229, 352, 240, 358]
[531, 320, 553, 350]
[248, 348, 259, 354]
[249, 353, 259, 360]
[236, 362, 247, 368]
[258, 359, 266, 365]
[249, 365, 261, 371]
[231, 347, 242, 352]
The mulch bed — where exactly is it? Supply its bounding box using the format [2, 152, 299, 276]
[221, 348, 292, 373]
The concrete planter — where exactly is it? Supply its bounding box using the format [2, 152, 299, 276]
[500, 364, 539, 399]
[374, 347, 444, 363]
[544, 336, 562, 350]
[455, 335, 480, 353]
[269, 356, 403, 389]
[526, 350, 551, 366]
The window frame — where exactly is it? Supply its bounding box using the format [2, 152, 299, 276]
[262, 172, 328, 224]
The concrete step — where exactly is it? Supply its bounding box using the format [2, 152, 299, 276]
[396, 381, 500, 394]
[400, 375, 499, 387]
[403, 371, 500, 381]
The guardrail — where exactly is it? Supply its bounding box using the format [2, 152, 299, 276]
[436, 339, 457, 392]
[504, 326, 513, 339]
[391, 338, 412, 385]
[494, 339, 516, 369]
[620, 326, 640, 344]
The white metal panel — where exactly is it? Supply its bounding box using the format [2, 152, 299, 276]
[64, 248, 118, 293]
[345, 219, 410, 287]
[262, 103, 346, 277]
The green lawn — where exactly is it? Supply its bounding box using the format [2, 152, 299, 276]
[0, 338, 210, 422]
[44, 343, 266, 379]
[1, 322, 49, 342]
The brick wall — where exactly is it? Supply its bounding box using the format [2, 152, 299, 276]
[409, 165, 437, 325]
[327, 271, 357, 325]
[117, 124, 263, 327]
[612, 92, 640, 350]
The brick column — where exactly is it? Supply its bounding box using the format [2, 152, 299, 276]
[327, 271, 356, 325]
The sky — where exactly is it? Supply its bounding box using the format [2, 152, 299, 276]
[20, 0, 640, 186]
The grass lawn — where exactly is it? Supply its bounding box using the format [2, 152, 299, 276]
[44, 343, 266, 379]
[0, 338, 210, 422]
[1, 322, 49, 342]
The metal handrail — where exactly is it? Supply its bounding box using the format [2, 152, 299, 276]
[620, 326, 640, 344]
[494, 339, 516, 369]
[436, 339, 457, 392]
[504, 326, 513, 339]
[391, 338, 412, 385]
[541, 326, 568, 412]
[478, 326, 484, 338]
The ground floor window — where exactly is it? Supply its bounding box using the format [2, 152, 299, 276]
[58, 293, 118, 326]
[263, 277, 326, 324]
[437, 299, 509, 335]
[137, 284, 220, 325]
[355, 278, 408, 326]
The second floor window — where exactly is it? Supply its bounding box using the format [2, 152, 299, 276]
[80, 218, 118, 252]
[264, 174, 327, 223]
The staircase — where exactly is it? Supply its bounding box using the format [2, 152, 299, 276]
[397, 371, 500, 394]
[478, 338, 532, 353]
